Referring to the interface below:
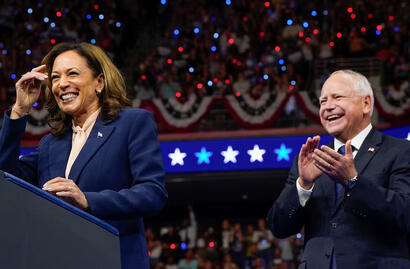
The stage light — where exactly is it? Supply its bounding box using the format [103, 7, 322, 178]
[27, 8, 33, 14]
[211, 46, 217, 52]
[213, 32, 219, 39]
[173, 29, 180, 36]
[26, 49, 31, 55]
[311, 10, 317, 16]
[193, 27, 200, 34]
[99, 14, 104, 20]
[90, 39, 96, 44]
[86, 14, 92, 20]
[286, 19, 293, 26]
[302, 22, 309, 28]
[43, 17, 49, 23]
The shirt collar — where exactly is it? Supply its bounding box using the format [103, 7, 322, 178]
[334, 123, 372, 152]
[72, 108, 101, 133]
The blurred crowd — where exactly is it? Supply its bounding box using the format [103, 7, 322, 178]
[1, 0, 409, 110]
[146, 206, 303, 269]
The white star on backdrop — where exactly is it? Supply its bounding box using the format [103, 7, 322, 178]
[168, 148, 187, 166]
[407, 132, 410, 141]
[247, 144, 266, 163]
[221, 146, 239, 163]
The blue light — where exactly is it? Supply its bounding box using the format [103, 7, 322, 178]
[173, 29, 180, 36]
[180, 242, 187, 250]
[207, 81, 213, 86]
[37, 2, 43, 8]
[43, 17, 49, 23]
[50, 22, 55, 28]
[263, 74, 269, 80]
[99, 14, 104, 20]
[302, 21, 309, 28]
[193, 27, 200, 34]
[160, 0, 167, 5]
[281, 66, 287, 71]
[26, 24, 33, 30]
[2, 50, 7, 55]
[287, 19, 293, 26]
[296, 233, 302, 239]
[311, 10, 317, 16]
[86, 14, 92, 20]
[268, 9, 274, 16]
[323, 10, 328, 15]
[394, 26, 399, 32]
[0, 43, 3, 48]
[210, 16, 216, 22]
[291, 80, 296, 85]
[33, 102, 38, 107]
[289, 3, 295, 8]
[226, 0, 231, 6]
[11, 73, 16, 79]
[115, 22, 121, 28]
[376, 30, 381, 35]
[188, 67, 194, 73]
[90, 39, 96, 44]
[278, 59, 284, 65]
[213, 32, 219, 39]
[26, 49, 32, 55]
[211, 46, 217, 52]
[27, 8, 33, 14]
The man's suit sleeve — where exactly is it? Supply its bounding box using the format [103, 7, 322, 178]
[84, 111, 168, 219]
[0, 111, 38, 184]
[267, 156, 306, 238]
[344, 138, 410, 234]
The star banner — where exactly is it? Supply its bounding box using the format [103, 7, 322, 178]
[19, 124, 410, 174]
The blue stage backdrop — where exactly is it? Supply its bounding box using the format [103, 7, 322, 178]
[20, 125, 410, 174]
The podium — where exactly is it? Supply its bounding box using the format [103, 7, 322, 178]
[0, 171, 121, 269]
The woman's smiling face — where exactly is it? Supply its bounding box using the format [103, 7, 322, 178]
[51, 50, 104, 125]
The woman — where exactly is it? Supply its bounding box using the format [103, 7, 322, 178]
[0, 42, 167, 269]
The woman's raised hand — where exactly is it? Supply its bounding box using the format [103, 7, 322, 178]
[12, 65, 48, 118]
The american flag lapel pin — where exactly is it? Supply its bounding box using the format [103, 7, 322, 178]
[98, 132, 103, 138]
[368, 147, 374, 152]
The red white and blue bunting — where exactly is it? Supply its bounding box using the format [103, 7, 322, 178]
[2, 76, 409, 136]
[371, 77, 410, 122]
[223, 91, 290, 128]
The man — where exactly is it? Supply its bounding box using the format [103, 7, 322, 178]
[267, 70, 410, 269]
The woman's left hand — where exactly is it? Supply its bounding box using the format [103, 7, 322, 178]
[42, 177, 89, 210]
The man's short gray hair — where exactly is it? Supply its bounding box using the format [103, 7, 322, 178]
[329, 70, 374, 115]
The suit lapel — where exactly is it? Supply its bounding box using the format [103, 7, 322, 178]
[353, 128, 382, 175]
[49, 131, 72, 179]
[68, 118, 115, 183]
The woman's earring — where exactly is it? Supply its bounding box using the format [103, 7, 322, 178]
[96, 89, 102, 94]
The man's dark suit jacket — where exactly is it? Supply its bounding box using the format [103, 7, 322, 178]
[0, 108, 168, 269]
[267, 128, 410, 269]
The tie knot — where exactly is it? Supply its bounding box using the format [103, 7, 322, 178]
[338, 144, 355, 155]
[338, 145, 346, 155]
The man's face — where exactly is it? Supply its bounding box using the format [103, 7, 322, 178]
[319, 73, 371, 142]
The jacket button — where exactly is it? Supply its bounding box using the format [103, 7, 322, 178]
[331, 222, 337, 228]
